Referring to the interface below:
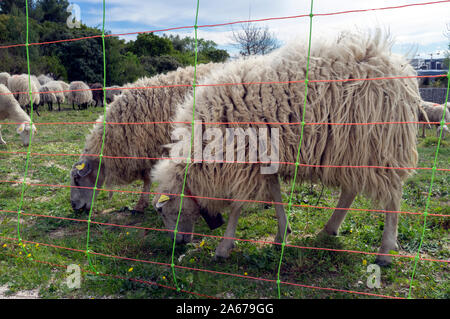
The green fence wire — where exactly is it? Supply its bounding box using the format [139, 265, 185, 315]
[170, 0, 201, 292]
[9, 0, 449, 299]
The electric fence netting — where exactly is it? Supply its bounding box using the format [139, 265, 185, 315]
[0, 0, 449, 299]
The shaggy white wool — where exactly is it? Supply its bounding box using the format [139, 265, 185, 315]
[153, 30, 421, 216]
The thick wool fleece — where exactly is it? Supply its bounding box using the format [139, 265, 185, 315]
[82, 62, 221, 186]
[153, 30, 421, 216]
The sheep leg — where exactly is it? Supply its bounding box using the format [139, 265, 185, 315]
[133, 172, 151, 213]
[375, 200, 399, 266]
[0, 127, 6, 145]
[215, 205, 241, 258]
[319, 188, 356, 236]
[421, 124, 425, 138]
[268, 175, 291, 244]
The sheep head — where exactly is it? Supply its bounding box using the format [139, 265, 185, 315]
[17, 123, 36, 147]
[70, 158, 105, 212]
[152, 187, 199, 244]
[151, 160, 225, 244]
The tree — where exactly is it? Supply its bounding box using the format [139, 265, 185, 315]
[139, 55, 182, 76]
[131, 33, 173, 57]
[0, 0, 34, 16]
[231, 23, 280, 57]
[34, 0, 70, 23]
[164, 34, 230, 64]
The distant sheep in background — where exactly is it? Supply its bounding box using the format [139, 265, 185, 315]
[68, 81, 92, 110]
[7, 74, 41, 116]
[420, 101, 449, 138]
[105, 86, 122, 104]
[39, 81, 65, 111]
[0, 84, 37, 146]
[37, 74, 53, 86]
[152, 30, 421, 266]
[0, 72, 10, 86]
[58, 81, 70, 101]
[90, 83, 103, 107]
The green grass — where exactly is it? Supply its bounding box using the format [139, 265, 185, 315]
[0, 107, 449, 299]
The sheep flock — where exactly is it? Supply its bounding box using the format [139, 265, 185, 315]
[1, 29, 449, 275]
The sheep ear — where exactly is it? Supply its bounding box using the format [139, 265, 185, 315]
[199, 209, 224, 230]
[74, 161, 91, 177]
[17, 123, 25, 134]
[156, 195, 171, 209]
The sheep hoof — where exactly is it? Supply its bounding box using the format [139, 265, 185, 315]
[130, 209, 144, 215]
[214, 250, 231, 259]
[215, 241, 234, 259]
[375, 256, 393, 267]
[275, 227, 292, 246]
[317, 228, 338, 238]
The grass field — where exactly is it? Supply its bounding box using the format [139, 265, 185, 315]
[0, 104, 448, 299]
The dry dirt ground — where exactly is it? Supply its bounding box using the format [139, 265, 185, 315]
[0, 284, 40, 299]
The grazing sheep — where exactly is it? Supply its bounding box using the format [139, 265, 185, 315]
[37, 74, 53, 86]
[151, 30, 421, 266]
[39, 81, 65, 111]
[58, 81, 70, 101]
[0, 84, 37, 146]
[39, 86, 56, 111]
[90, 83, 103, 107]
[0, 72, 10, 86]
[70, 63, 221, 213]
[420, 101, 449, 138]
[68, 81, 92, 110]
[7, 74, 41, 116]
[105, 86, 122, 104]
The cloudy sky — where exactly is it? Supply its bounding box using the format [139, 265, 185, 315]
[74, 0, 450, 59]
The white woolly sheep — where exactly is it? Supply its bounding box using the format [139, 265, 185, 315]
[152, 30, 421, 266]
[68, 81, 93, 110]
[0, 84, 37, 146]
[39, 81, 65, 111]
[58, 81, 70, 100]
[7, 74, 41, 116]
[0, 72, 10, 87]
[420, 101, 449, 138]
[70, 63, 222, 214]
